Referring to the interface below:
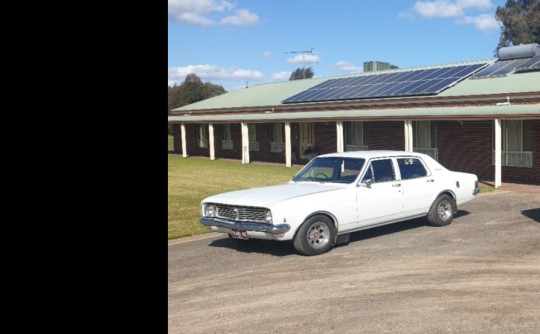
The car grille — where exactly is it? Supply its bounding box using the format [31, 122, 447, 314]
[215, 205, 268, 223]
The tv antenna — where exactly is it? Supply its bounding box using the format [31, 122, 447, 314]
[285, 48, 315, 79]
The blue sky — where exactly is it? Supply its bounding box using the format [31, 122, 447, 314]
[168, 0, 505, 91]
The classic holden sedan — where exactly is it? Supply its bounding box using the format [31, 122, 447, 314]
[200, 151, 479, 256]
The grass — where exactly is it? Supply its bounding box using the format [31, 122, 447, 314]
[168, 135, 175, 152]
[168, 156, 301, 240]
[478, 183, 497, 193]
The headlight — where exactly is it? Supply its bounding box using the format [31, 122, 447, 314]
[203, 204, 216, 217]
[265, 210, 272, 224]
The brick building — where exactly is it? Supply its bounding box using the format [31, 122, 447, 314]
[169, 44, 540, 186]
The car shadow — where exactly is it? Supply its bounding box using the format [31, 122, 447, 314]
[209, 210, 471, 255]
[337, 210, 471, 247]
[209, 237, 298, 257]
[522, 208, 540, 223]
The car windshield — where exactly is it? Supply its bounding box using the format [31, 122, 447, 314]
[293, 157, 365, 184]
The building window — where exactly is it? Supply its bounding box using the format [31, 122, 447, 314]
[197, 124, 208, 148]
[345, 121, 368, 151]
[413, 121, 438, 160]
[248, 124, 259, 151]
[221, 124, 233, 150]
[493, 120, 533, 167]
[269, 123, 284, 152]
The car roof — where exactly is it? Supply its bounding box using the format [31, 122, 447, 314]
[317, 150, 430, 160]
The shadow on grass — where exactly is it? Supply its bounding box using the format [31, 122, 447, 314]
[209, 210, 471, 255]
[522, 208, 540, 223]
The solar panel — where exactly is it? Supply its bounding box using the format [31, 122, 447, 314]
[283, 63, 487, 103]
[515, 55, 540, 73]
[471, 58, 532, 78]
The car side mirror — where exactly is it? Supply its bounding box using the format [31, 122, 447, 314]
[361, 179, 373, 188]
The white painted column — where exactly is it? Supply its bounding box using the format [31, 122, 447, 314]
[208, 123, 215, 160]
[241, 122, 250, 164]
[336, 121, 344, 153]
[285, 122, 292, 167]
[494, 119, 502, 188]
[404, 120, 413, 152]
[181, 123, 187, 158]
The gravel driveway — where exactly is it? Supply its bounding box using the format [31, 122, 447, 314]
[168, 189, 540, 334]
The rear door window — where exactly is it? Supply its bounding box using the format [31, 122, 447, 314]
[397, 158, 428, 180]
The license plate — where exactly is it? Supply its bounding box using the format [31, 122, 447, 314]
[230, 230, 249, 240]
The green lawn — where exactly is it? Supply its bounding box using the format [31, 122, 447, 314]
[168, 135, 175, 152]
[168, 156, 301, 240]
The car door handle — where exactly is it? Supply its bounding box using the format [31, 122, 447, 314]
[427, 179, 435, 183]
[392, 183, 401, 187]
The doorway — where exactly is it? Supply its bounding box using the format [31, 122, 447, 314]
[300, 122, 315, 159]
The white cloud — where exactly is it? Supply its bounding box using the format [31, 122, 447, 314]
[414, 0, 464, 18]
[457, 0, 492, 9]
[286, 54, 320, 65]
[168, 64, 263, 83]
[272, 71, 290, 80]
[333, 61, 363, 74]
[457, 14, 500, 30]
[400, 0, 497, 31]
[263, 50, 272, 57]
[168, 0, 259, 26]
[403, 0, 493, 18]
[220, 9, 259, 26]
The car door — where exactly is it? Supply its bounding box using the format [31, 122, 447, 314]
[397, 157, 437, 216]
[356, 158, 404, 227]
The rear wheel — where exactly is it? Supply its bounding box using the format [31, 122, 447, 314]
[427, 194, 456, 227]
[293, 215, 335, 256]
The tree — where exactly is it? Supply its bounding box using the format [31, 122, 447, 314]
[168, 73, 226, 112]
[496, 0, 540, 50]
[289, 67, 314, 80]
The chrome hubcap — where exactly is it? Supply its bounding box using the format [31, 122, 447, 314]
[437, 200, 452, 220]
[307, 223, 330, 249]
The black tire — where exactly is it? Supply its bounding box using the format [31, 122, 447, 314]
[293, 215, 335, 256]
[427, 194, 456, 227]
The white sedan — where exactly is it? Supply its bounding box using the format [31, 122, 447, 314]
[200, 150, 479, 256]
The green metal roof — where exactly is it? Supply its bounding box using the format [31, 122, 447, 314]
[169, 104, 540, 123]
[173, 77, 326, 111]
[439, 71, 540, 96]
[172, 59, 507, 112]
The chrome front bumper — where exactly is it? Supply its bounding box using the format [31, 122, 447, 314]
[200, 217, 290, 234]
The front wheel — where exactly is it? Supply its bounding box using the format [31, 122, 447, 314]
[293, 215, 335, 256]
[427, 194, 456, 227]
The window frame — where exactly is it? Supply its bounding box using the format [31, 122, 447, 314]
[492, 120, 533, 168]
[269, 123, 285, 153]
[344, 121, 368, 151]
[221, 124, 233, 150]
[197, 124, 208, 148]
[413, 121, 438, 160]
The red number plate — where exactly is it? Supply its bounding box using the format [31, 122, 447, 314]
[230, 230, 249, 240]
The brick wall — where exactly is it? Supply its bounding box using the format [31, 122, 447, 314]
[171, 124, 181, 154]
[214, 124, 242, 160]
[365, 121, 404, 150]
[185, 124, 209, 157]
[179, 120, 539, 184]
[315, 122, 337, 154]
[437, 120, 540, 184]
[249, 123, 287, 164]
[437, 121, 493, 180]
